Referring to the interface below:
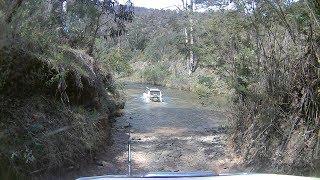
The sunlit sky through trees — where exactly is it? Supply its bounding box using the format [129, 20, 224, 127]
[119, 0, 298, 12]
[118, 0, 237, 12]
[119, 0, 183, 10]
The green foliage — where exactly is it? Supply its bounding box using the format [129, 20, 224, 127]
[196, 75, 229, 97]
[66, 1, 101, 48]
[198, 76, 214, 88]
[13, 1, 60, 49]
[95, 39, 132, 76]
[106, 50, 132, 75]
[0, 10, 4, 23]
[195, 83, 211, 98]
[143, 31, 181, 62]
[0, 0, 133, 178]
[124, 7, 184, 64]
[0, 51, 9, 91]
[141, 64, 170, 85]
[2, 0, 320, 176]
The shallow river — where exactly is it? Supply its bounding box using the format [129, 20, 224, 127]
[48, 82, 236, 179]
[113, 82, 233, 174]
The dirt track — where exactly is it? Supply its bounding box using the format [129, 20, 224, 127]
[113, 83, 238, 174]
[41, 82, 239, 179]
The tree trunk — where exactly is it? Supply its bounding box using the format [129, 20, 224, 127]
[44, 0, 53, 19]
[182, 0, 189, 70]
[53, 0, 67, 38]
[188, 0, 197, 74]
[182, 0, 197, 74]
[88, 11, 103, 56]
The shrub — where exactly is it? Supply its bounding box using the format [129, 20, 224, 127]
[141, 64, 170, 85]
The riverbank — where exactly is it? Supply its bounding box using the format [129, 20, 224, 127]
[0, 47, 124, 179]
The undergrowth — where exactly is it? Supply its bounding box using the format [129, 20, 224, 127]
[0, 47, 123, 178]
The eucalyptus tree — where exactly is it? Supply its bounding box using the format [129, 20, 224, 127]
[0, 0, 134, 55]
[199, 0, 320, 173]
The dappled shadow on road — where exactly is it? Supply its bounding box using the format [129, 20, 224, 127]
[128, 126, 234, 175]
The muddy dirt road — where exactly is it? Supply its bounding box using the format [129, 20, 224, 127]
[46, 82, 238, 179]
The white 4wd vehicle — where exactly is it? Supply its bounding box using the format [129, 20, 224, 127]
[143, 88, 163, 102]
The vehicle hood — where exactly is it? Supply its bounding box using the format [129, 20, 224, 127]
[76, 173, 318, 180]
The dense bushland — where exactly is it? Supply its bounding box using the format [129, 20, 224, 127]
[198, 0, 320, 175]
[1, 0, 320, 177]
[116, 0, 320, 175]
[0, 0, 131, 178]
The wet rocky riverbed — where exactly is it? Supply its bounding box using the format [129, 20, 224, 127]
[118, 83, 234, 173]
[42, 82, 240, 179]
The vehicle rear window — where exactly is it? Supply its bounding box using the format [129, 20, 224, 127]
[150, 91, 160, 96]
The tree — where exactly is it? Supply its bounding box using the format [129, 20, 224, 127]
[64, 0, 134, 55]
[182, 0, 197, 74]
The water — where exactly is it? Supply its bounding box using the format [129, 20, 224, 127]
[115, 82, 231, 174]
[46, 82, 234, 179]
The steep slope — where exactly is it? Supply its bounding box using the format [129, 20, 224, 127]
[0, 46, 124, 178]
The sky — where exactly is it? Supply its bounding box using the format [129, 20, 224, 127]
[118, 0, 236, 12]
[119, 0, 183, 10]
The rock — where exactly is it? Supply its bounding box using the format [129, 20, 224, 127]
[114, 109, 124, 117]
[95, 161, 104, 166]
[119, 102, 125, 109]
[101, 161, 109, 167]
[96, 161, 116, 171]
[67, 166, 75, 171]
[96, 161, 112, 167]
[124, 123, 132, 128]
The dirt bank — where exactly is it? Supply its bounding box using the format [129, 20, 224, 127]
[0, 47, 124, 179]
